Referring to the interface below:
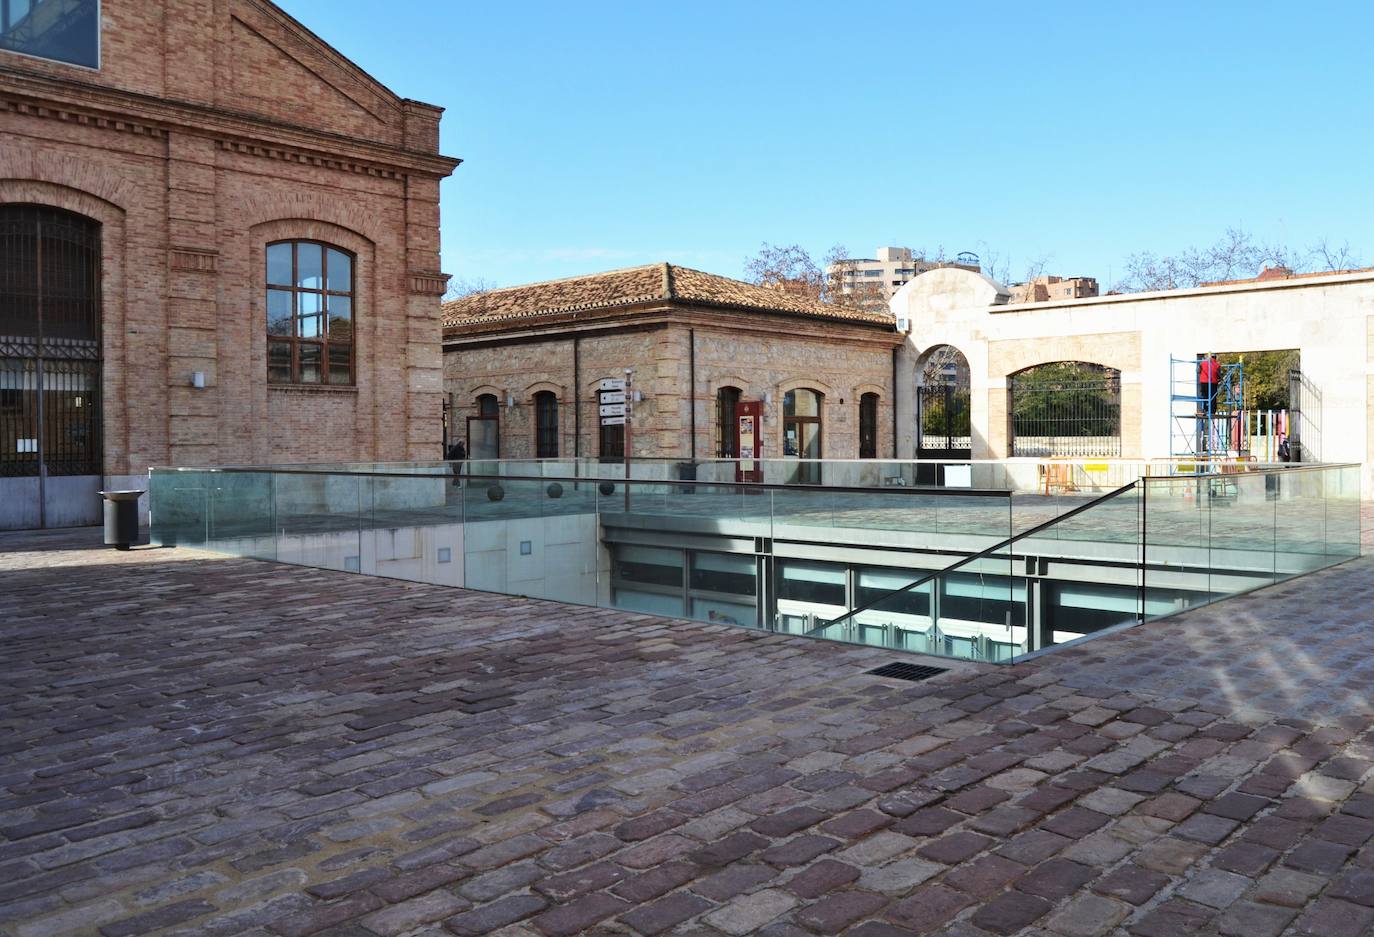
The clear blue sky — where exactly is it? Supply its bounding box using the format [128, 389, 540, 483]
[278, 0, 1374, 289]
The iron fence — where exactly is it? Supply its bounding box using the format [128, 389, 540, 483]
[1010, 369, 1121, 457]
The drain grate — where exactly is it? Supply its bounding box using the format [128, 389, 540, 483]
[866, 662, 949, 682]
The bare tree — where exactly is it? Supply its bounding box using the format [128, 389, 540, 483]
[1311, 238, 1363, 272]
[821, 244, 888, 311]
[742, 243, 825, 301]
[921, 344, 967, 387]
[1111, 228, 1344, 292]
[1021, 253, 1052, 283]
[444, 276, 498, 302]
[973, 242, 1010, 285]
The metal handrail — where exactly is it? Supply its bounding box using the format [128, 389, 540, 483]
[812, 480, 1141, 635]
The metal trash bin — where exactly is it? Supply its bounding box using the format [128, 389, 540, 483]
[677, 461, 697, 494]
[100, 489, 144, 550]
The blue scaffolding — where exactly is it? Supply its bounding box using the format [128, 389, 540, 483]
[1169, 355, 1244, 463]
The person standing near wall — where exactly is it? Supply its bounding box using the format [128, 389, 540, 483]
[447, 438, 467, 487]
[1197, 353, 1220, 453]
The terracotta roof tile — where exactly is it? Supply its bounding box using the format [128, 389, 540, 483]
[442, 263, 893, 331]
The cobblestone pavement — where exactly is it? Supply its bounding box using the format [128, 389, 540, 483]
[2, 528, 1374, 937]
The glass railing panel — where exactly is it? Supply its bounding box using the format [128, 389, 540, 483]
[364, 471, 464, 588]
[1323, 464, 1363, 561]
[1036, 485, 1143, 650]
[1204, 469, 1276, 592]
[771, 487, 1013, 548]
[1141, 475, 1213, 620]
[1273, 467, 1331, 576]
[148, 468, 211, 548]
[272, 471, 363, 572]
[1018, 482, 1141, 556]
[606, 479, 773, 537]
[206, 470, 275, 560]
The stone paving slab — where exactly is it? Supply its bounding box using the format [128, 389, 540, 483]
[1, 526, 1373, 937]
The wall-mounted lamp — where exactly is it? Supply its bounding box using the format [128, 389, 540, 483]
[631, 389, 644, 403]
[191, 371, 206, 389]
[505, 393, 516, 408]
[763, 392, 772, 405]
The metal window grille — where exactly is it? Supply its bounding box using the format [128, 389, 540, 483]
[716, 387, 740, 458]
[917, 384, 972, 457]
[535, 391, 558, 458]
[1009, 365, 1121, 457]
[859, 393, 879, 459]
[0, 204, 102, 479]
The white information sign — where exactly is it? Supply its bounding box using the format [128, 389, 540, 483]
[598, 391, 625, 404]
[600, 416, 626, 425]
[598, 378, 627, 391]
[599, 403, 626, 417]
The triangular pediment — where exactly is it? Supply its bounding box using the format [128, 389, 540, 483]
[223, 0, 402, 146]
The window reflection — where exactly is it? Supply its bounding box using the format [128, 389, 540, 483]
[1, 0, 100, 69]
[264, 240, 354, 385]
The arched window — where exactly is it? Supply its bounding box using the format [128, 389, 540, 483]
[859, 393, 879, 459]
[534, 391, 558, 458]
[266, 240, 354, 385]
[783, 388, 822, 484]
[716, 386, 741, 458]
[469, 393, 499, 459]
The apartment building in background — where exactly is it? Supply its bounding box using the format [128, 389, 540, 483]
[1007, 275, 1100, 303]
[827, 246, 979, 303]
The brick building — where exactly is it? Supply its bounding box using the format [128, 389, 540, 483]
[0, 0, 459, 528]
[1006, 274, 1100, 303]
[442, 264, 902, 470]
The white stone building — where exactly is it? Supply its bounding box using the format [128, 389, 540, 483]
[891, 265, 1374, 495]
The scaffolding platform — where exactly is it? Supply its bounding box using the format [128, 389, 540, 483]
[1169, 355, 1244, 464]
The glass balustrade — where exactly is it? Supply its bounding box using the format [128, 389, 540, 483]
[148, 460, 1361, 666]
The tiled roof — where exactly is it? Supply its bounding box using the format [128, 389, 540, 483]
[442, 263, 894, 331]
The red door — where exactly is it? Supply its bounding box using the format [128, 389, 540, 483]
[735, 401, 763, 482]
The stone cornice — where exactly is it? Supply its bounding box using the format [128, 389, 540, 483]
[2, 97, 164, 138]
[408, 271, 451, 296]
[169, 247, 218, 274]
[0, 68, 461, 179]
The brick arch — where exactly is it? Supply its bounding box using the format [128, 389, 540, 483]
[0, 179, 131, 475]
[1008, 359, 1121, 380]
[239, 191, 385, 246]
[523, 380, 565, 399]
[776, 377, 835, 397]
[708, 376, 752, 398]
[466, 384, 503, 400]
[0, 154, 135, 210]
[990, 332, 1138, 385]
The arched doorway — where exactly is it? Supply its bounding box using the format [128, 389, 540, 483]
[0, 205, 103, 529]
[916, 344, 971, 461]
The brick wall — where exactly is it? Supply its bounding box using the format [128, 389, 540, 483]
[0, 0, 458, 479]
[444, 312, 901, 462]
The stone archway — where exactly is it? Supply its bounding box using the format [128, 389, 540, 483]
[914, 344, 972, 462]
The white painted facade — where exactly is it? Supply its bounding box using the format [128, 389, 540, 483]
[891, 266, 1374, 496]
